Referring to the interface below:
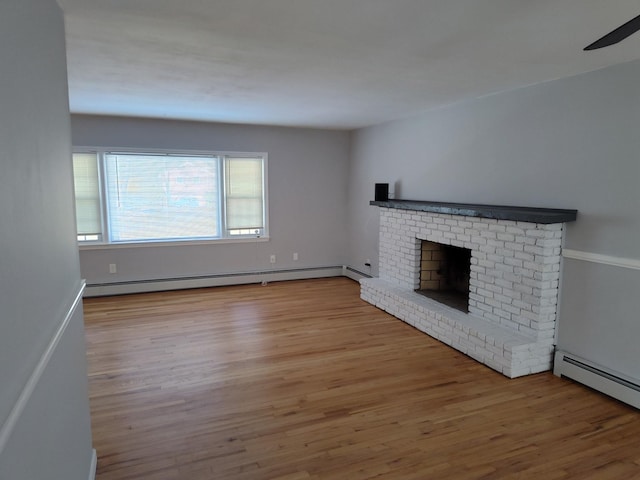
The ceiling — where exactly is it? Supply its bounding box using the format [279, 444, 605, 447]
[58, 0, 640, 130]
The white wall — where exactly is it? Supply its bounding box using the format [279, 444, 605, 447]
[347, 60, 640, 382]
[0, 1, 94, 478]
[72, 115, 350, 286]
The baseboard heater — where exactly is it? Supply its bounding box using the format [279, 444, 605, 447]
[554, 350, 640, 409]
[84, 266, 349, 297]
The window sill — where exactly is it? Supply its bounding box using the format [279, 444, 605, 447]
[78, 236, 270, 251]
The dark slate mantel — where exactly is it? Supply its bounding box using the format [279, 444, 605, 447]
[370, 199, 577, 224]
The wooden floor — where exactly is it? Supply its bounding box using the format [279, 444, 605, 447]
[83, 277, 640, 479]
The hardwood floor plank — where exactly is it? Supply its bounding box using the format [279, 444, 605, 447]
[83, 278, 640, 479]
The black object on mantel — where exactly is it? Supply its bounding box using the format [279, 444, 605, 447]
[374, 183, 389, 202]
[370, 199, 577, 224]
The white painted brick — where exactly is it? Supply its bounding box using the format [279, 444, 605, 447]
[506, 226, 525, 235]
[545, 223, 563, 231]
[525, 228, 546, 238]
[497, 233, 516, 242]
[485, 358, 506, 373]
[478, 259, 496, 269]
[471, 236, 488, 245]
[534, 271, 560, 281]
[482, 312, 502, 324]
[536, 237, 562, 248]
[523, 261, 543, 272]
[540, 296, 558, 307]
[492, 248, 511, 258]
[495, 278, 514, 290]
[538, 262, 560, 273]
[495, 263, 514, 274]
[486, 254, 503, 264]
[524, 245, 547, 256]
[513, 268, 535, 279]
[503, 257, 523, 268]
[478, 273, 497, 284]
[515, 251, 536, 262]
[505, 241, 526, 252]
[535, 254, 561, 265]
[502, 304, 529, 316]
[514, 283, 534, 295]
[502, 271, 522, 283]
[486, 343, 505, 356]
[493, 308, 511, 320]
[365, 207, 565, 379]
[515, 236, 537, 246]
[499, 318, 523, 331]
[485, 297, 503, 309]
[488, 224, 506, 233]
[469, 292, 484, 303]
[472, 251, 487, 261]
[476, 303, 494, 314]
[480, 230, 498, 240]
[467, 349, 484, 363]
[539, 288, 559, 299]
[537, 329, 556, 341]
[532, 321, 556, 332]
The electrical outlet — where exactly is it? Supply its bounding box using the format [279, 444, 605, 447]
[293, 252, 299, 261]
[109, 263, 117, 274]
[270, 254, 276, 264]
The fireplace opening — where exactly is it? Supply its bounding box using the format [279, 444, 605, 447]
[417, 241, 471, 313]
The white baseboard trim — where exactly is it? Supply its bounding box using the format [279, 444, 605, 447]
[88, 448, 97, 480]
[562, 249, 640, 271]
[0, 282, 85, 453]
[84, 266, 345, 297]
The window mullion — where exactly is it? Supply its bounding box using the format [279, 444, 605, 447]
[97, 151, 110, 243]
[219, 155, 228, 238]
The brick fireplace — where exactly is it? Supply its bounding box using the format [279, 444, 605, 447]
[360, 200, 577, 378]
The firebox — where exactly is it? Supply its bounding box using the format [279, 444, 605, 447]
[417, 240, 471, 312]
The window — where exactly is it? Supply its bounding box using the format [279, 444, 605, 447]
[71, 150, 267, 244]
[225, 156, 264, 236]
[72, 152, 102, 242]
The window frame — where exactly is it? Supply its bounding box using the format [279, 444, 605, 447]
[72, 147, 269, 250]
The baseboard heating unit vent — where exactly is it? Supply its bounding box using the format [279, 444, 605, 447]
[84, 266, 344, 297]
[554, 350, 640, 409]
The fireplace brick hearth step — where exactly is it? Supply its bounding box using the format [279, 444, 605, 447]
[360, 277, 554, 378]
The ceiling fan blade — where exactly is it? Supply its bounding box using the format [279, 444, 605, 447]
[584, 13, 640, 50]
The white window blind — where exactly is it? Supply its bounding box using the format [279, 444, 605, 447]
[225, 156, 264, 235]
[104, 154, 220, 242]
[72, 152, 101, 241]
